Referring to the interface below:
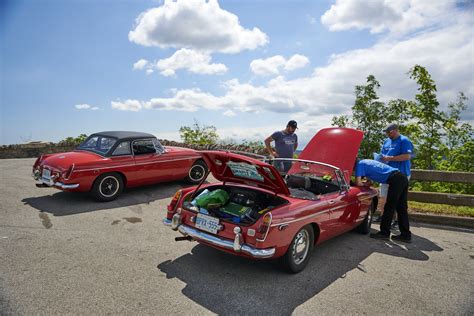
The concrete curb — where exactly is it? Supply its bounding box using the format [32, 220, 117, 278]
[409, 212, 474, 229]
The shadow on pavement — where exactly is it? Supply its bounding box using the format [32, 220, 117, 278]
[157, 230, 443, 315]
[21, 181, 195, 216]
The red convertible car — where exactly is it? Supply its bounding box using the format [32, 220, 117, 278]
[33, 131, 208, 201]
[163, 128, 378, 273]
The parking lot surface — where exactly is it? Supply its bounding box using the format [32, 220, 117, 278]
[1, 158, 473, 315]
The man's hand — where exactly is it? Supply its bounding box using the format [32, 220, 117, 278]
[382, 153, 411, 162]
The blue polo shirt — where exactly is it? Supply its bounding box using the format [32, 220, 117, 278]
[355, 159, 399, 184]
[381, 134, 413, 176]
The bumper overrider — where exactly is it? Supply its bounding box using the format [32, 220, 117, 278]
[33, 171, 79, 190]
[163, 217, 276, 259]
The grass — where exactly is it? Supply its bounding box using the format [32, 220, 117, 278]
[408, 201, 474, 217]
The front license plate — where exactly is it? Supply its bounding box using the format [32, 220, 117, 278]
[42, 168, 51, 180]
[195, 213, 219, 234]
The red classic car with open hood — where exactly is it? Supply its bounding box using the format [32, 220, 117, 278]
[33, 131, 208, 201]
[163, 128, 378, 273]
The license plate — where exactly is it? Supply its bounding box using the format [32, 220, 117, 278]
[195, 213, 219, 234]
[42, 168, 51, 180]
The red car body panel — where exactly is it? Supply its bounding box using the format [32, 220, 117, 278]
[297, 127, 364, 183]
[33, 134, 202, 194]
[199, 151, 290, 195]
[165, 128, 378, 264]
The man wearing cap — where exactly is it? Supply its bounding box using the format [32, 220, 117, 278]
[264, 121, 298, 172]
[374, 123, 414, 224]
[355, 159, 412, 242]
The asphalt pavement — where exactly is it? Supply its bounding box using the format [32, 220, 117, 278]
[1, 158, 473, 315]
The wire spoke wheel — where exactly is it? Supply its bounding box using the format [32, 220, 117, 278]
[292, 229, 310, 265]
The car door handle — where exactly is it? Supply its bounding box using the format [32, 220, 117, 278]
[328, 200, 336, 205]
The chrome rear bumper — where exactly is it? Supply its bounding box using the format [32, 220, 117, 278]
[35, 177, 79, 189]
[163, 218, 275, 259]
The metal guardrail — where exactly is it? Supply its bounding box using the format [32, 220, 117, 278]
[409, 169, 474, 207]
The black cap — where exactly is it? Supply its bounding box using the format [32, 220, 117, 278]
[287, 120, 298, 129]
[383, 123, 398, 133]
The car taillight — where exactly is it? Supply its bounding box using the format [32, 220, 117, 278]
[256, 213, 272, 242]
[33, 155, 43, 172]
[167, 189, 182, 213]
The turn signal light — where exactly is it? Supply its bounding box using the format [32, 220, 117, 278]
[167, 190, 182, 213]
[256, 213, 272, 242]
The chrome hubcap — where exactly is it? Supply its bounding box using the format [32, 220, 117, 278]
[99, 176, 119, 197]
[189, 165, 205, 182]
[292, 229, 309, 265]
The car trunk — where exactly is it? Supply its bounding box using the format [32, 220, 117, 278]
[181, 184, 288, 226]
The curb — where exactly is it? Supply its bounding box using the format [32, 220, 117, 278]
[409, 213, 474, 229]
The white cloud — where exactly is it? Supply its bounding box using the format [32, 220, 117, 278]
[156, 48, 228, 76]
[321, 0, 455, 36]
[111, 99, 143, 112]
[75, 104, 99, 110]
[113, 14, 473, 129]
[250, 54, 310, 76]
[250, 55, 286, 76]
[285, 54, 310, 71]
[223, 109, 236, 117]
[133, 59, 149, 70]
[128, 0, 268, 54]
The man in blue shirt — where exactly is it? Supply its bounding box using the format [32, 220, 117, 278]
[265, 120, 298, 172]
[355, 159, 412, 242]
[374, 123, 414, 224]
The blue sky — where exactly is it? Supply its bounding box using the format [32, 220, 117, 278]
[1, 0, 473, 146]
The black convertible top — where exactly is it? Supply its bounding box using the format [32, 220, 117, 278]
[92, 131, 156, 140]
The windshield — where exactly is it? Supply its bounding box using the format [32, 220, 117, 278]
[263, 158, 345, 200]
[77, 135, 117, 155]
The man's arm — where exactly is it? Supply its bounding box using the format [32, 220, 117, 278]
[264, 136, 277, 157]
[382, 153, 411, 162]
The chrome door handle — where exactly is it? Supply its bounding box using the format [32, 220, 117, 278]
[328, 200, 336, 205]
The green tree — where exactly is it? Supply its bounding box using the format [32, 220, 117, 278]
[59, 134, 88, 146]
[408, 65, 445, 170]
[332, 75, 387, 158]
[179, 120, 219, 145]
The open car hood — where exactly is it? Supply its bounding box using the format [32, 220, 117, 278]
[297, 128, 364, 183]
[199, 151, 290, 196]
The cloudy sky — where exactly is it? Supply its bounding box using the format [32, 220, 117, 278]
[2, 0, 473, 146]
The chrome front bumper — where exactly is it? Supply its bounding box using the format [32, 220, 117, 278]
[162, 218, 275, 259]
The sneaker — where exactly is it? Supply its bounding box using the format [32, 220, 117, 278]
[369, 232, 390, 240]
[392, 234, 412, 243]
[391, 220, 399, 229]
[373, 215, 382, 223]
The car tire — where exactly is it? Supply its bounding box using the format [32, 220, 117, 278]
[185, 160, 208, 184]
[281, 225, 314, 274]
[356, 200, 375, 234]
[92, 173, 124, 202]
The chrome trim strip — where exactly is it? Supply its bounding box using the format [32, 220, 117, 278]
[73, 157, 193, 173]
[270, 210, 331, 227]
[329, 204, 347, 212]
[357, 196, 375, 201]
[177, 224, 276, 258]
[263, 158, 340, 171]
